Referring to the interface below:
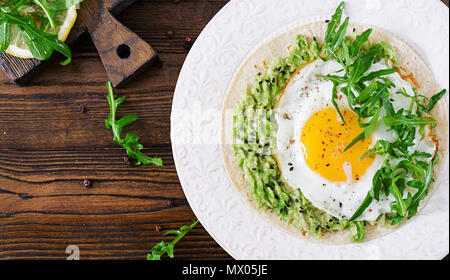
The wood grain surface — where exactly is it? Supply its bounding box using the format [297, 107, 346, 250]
[0, 0, 232, 260]
[0, 0, 448, 260]
[0, 0, 158, 88]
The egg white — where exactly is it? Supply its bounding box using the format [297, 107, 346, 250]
[275, 59, 437, 221]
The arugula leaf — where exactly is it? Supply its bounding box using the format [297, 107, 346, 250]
[425, 89, 446, 112]
[415, 89, 447, 113]
[388, 176, 407, 217]
[369, 169, 383, 201]
[359, 68, 396, 83]
[407, 156, 437, 218]
[0, 21, 10, 51]
[343, 132, 364, 152]
[147, 220, 199, 260]
[380, 93, 395, 117]
[355, 80, 377, 103]
[331, 81, 347, 125]
[344, 100, 381, 151]
[336, 36, 351, 67]
[325, 1, 345, 43]
[411, 151, 432, 159]
[383, 114, 436, 127]
[347, 48, 380, 86]
[33, 0, 56, 28]
[350, 156, 393, 221]
[0, 0, 82, 64]
[349, 28, 372, 57]
[350, 194, 373, 221]
[395, 160, 425, 178]
[350, 221, 365, 243]
[360, 140, 391, 160]
[330, 17, 349, 52]
[316, 74, 347, 84]
[105, 81, 163, 167]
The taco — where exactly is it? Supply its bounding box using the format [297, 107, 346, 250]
[221, 1, 448, 244]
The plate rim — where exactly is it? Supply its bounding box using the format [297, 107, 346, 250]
[171, 0, 449, 260]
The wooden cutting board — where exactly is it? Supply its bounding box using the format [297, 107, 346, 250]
[0, 0, 158, 88]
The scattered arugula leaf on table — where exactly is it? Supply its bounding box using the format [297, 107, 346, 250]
[105, 81, 163, 167]
[147, 220, 199, 260]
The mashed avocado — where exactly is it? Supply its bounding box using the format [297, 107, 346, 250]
[233, 35, 393, 242]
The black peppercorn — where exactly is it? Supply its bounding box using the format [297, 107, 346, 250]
[83, 179, 91, 188]
[167, 30, 175, 39]
[124, 156, 132, 166]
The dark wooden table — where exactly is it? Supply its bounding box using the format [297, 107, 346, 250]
[0, 0, 448, 260]
[0, 0, 232, 260]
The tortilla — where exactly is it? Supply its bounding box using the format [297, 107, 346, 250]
[220, 22, 449, 244]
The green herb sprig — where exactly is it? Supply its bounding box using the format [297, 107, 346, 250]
[0, 0, 83, 64]
[105, 81, 163, 167]
[147, 220, 199, 260]
[322, 1, 446, 224]
[319, 2, 397, 133]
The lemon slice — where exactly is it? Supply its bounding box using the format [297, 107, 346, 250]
[5, 5, 78, 59]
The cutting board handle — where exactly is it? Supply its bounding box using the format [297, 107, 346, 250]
[89, 10, 157, 88]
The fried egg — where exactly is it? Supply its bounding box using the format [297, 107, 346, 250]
[275, 59, 437, 221]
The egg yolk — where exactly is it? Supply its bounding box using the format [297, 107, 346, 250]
[300, 107, 374, 182]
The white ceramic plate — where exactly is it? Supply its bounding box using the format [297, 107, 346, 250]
[171, 0, 449, 260]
